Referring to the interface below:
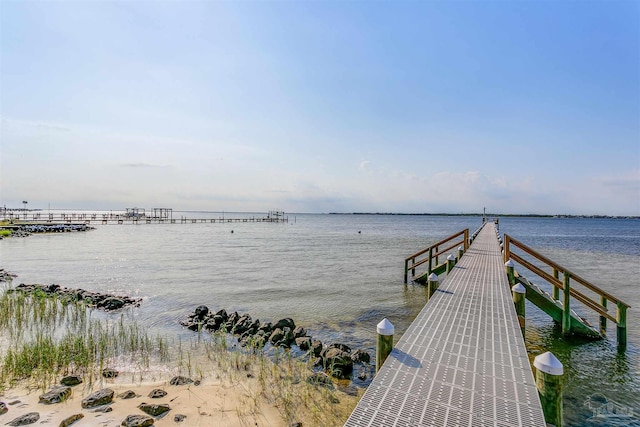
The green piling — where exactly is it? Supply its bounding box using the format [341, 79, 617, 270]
[512, 283, 526, 334]
[505, 260, 515, 286]
[457, 245, 464, 261]
[534, 352, 564, 427]
[427, 273, 439, 299]
[446, 254, 456, 273]
[562, 272, 571, 335]
[600, 296, 607, 335]
[617, 303, 627, 350]
[376, 318, 394, 373]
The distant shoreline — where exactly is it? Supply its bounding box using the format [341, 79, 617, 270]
[328, 212, 640, 219]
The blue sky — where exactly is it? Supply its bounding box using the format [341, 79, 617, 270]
[1, 1, 638, 215]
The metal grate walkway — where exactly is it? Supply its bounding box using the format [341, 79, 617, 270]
[345, 223, 546, 427]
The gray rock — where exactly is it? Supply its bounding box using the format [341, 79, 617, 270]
[118, 390, 137, 399]
[293, 326, 306, 338]
[60, 375, 83, 386]
[39, 385, 71, 404]
[99, 297, 125, 310]
[351, 349, 371, 364]
[169, 376, 193, 386]
[0, 401, 7, 415]
[295, 336, 312, 351]
[194, 305, 209, 320]
[311, 340, 324, 357]
[323, 347, 354, 379]
[148, 389, 167, 399]
[120, 414, 154, 427]
[138, 402, 171, 416]
[174, 414, 187, 422]
[59, 413, 84, 427]
[273, 318, 295, 330]
[102, 368, 119, 378]
[81, 388, 114, 408]
[5, 412, 40, 426]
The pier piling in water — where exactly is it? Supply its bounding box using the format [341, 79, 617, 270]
[534, 351, 564, 427]
[427, 273, 439, 299]
[512, 283, 526, 334]
[505, 259, 515, 286]
[446, 254, 456, 273]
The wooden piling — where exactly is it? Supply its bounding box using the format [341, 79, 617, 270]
[505, 260, 515, 286]
[512, 283, 526, 334]
[617, 302, 627, 349]
[446, 254, 456, 273]
[534, 352, 564, 427]
[457, 246, 464, 261]
[600, 296, 607, 335]
[427, 273, 439, 299]
[376, 318, 394, 373]
[562, 272, 571, 335]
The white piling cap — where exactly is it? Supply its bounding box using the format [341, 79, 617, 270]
[533, 351, 563, 375]
[377, 318, 395, 336]
[447, 254, 456, 261]
[428, 273, 439, 282]
[512, 283, 526, 294]
[505, 260, 514, 268]
[458, 246, 464, 251]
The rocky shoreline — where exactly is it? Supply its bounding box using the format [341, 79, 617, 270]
[180, 305, 371, 382]
[7, 283, 141, 311]
[0, 223, 95, 239]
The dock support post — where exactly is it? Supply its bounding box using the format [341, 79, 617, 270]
[446, 254, 456, 273]
[457, 246, 464, 261]
[562, 272, 571, 335]
[427, 273, 439, 299]
[617, 303, 627, 350]
[505, 260, 515, 286]
[534, 352, 564, 427]
[512, 283, 526, 334]
[404, 259, 409, 284]
[376, 318, 394, 373]
[427, 248, 433, 275]
[600, 297, 607, 335]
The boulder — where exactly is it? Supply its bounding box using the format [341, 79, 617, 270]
[258, 321, 273, 335]
[118, 390, 137, 399]
[169, 376, 193, 386]
[351, 349, 371, 364]
[138, 403, 171, 417]
[148, 389, 167, 398]
[59, 414, 84, 427]
[121, 414, 155, 427]
[81, 388, 114, 408]
[311, 340, 324, 357]
[39, 385, 71, 404]
[273, 318, 295, 330]
[194, 305, 209, 320]
[323, 348, 354, 379]
[295, 336, 312, 351]
[174, 414, 187, 422]
[60, 375, 83, 386]
[5, 412, 40, 426]
[102, 368, 119, 378]
[231, 314, 252, 334]
[293, 326, 306, 338]
[0, 401, 7, 415]
[98, 297, 125, 311]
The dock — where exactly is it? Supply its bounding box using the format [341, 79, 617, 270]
[346, 222, 546, 426]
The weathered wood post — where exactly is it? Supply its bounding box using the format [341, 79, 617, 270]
[457, 245, 464, 261]
[404, 258, 410, 284]
[376, 318, 394, 373]
[617, 302, 627, 350]
[428, 247, 433, 275]
[427, 273, 439, 299]
[600, 296, 607, 335]
[446, 254, 456, 273]
[552, 268, 560, 301]
[534, 352, 564, 427]
[512, 283, 526, 334]
[505, 260, 515, 286]
[562, 272, 571, 335]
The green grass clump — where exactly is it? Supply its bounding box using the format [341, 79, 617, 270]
[0, 229, 11, 237]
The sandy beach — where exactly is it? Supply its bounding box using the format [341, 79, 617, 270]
[1, 378, 283, 426]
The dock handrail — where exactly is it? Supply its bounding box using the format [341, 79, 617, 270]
[504, 234, 630, 345]
[404, 229, 469, 283]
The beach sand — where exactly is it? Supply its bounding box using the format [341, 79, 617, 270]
[0, 377, 284, 426]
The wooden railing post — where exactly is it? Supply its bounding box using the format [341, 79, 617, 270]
[464, 229, 469, 250]
[600, 296, 607, 335]
[562, 272, 571, 335]
[434, 246, 439, 266]
[411, 257, 416, 279]
[503, 235, 511, 262]
[404, 259, 409, 284]
[428, 248, 433, 275]
[617, 303, 627, 349]
[552, 269, 560, 301]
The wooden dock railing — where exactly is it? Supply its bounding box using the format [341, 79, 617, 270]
[504, 234, 631, 346]
[404, 229, 469, 284]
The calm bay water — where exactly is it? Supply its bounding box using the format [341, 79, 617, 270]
[1, 213, 639, 425]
